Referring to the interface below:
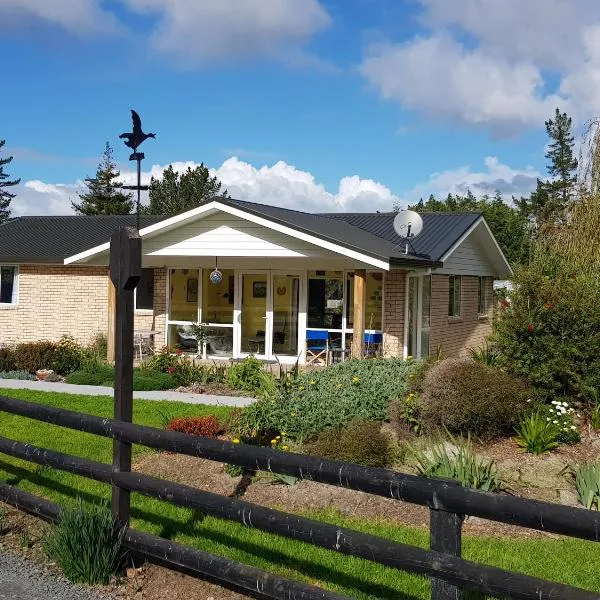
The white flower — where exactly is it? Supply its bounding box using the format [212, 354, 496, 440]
[551, 400, 558, 405]
[553, 420, 558, 424]
[571, 425, 577, 430]
[526, 399, 531, 403]
[546, 417, 551, 421]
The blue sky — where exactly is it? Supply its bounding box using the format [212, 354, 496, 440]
[2, 0, 598, 215]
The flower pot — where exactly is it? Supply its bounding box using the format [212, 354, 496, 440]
[35, 369, 54, 381]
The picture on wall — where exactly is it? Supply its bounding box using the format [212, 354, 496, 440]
[186, 278, 198, 303]
[253, 281, 267, 298]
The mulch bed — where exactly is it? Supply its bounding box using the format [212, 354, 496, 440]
[175, 383, 251, 397]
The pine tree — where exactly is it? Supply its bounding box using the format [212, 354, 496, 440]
[72, 143, 133, 215]
[145, 163, 229, 216]
[0, 140, 20, 223]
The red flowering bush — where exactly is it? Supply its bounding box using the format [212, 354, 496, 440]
[166, 416, 223, 438]
[493, 251, 600, 402]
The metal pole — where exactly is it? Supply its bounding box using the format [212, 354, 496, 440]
[136, 156, 141, 231]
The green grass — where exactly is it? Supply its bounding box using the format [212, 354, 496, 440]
[0, 388, 599, 599]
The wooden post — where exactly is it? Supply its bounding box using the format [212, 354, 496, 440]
[109, 227, 141, 528]
[430, 509, 463, 600]
[107, 279, 116, 363]
[351, 270, 366, 358]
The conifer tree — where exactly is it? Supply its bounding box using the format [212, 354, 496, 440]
[0, 139, 20, 223]
[72, 143, 133, 215]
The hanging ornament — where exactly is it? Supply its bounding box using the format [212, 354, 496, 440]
[209, 256, 223, 284]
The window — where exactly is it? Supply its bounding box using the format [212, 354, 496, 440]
[135, 268, 154, 311]
[307, 271, 343, 329]
[448, 275, 461, 317]
[0, 266, 17, 305]
[478, 276, 491, 316]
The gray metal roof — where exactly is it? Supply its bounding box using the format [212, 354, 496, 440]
[0, 215, 164, 263]
[0, 200, 480, 267]
[320, 211, 481, 262]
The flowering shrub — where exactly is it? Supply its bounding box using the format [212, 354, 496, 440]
[166, 416, 223, 438]
[539, 400, 580, 445]
[235, 358, 420, 441]
[493, 251, 600, 402]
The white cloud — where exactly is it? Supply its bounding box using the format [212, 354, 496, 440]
[122, 0, 331, 65]
[405, 157, 540, 204]
[9, 156, 537, 218]
[359, 0, 600, 132]
[0, 0, 120, 35]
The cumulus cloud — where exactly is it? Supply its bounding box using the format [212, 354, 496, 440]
[0, 0, 120, 35]
[405, 157, 540, 204]
[360, 0, 600, 132]
[10, 180, 82, 217]
[122, 0, 330, 65]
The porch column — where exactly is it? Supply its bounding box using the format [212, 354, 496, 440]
[107, 279, 116, 363]
[351, 269, 366, 358]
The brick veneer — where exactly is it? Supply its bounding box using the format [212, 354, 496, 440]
[382, 269, 406, 357]
[429, 274, 493, 358]
[0, 265, 167, 347]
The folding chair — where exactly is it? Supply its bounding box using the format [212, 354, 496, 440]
[305, 329, 329, 366]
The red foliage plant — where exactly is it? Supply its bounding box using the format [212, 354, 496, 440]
[166, 416, 223, 438]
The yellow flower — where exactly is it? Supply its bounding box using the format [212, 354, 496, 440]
[281, 432, 286, 436]
[299, 386, 305, 391]
[232, 438, 240, 444]
[271, 439, 277, 444]
[282, 445, 289, 450]
[336, 383, 343, 388]
[291, 412, 296, 417]
[407, 355, 413, 360]
[352, 376, 360, 383]
[276, 435, 281, 440]
[310, 380, 316, 385]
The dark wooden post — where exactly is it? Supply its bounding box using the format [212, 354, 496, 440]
[109, 227, 141, 527]
[430, 509, 463, 600]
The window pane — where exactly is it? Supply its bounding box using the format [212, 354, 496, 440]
[136, 268, 154, 310]
[365, 272, 383, 330]
[455, 276, 462, 316]
[241, 274, 267, 354]
[169, 269, 199, 321]
[202, 269, 234, 324]
[448, 276, 455, 316]
[205, 326, 233, 357]
[0, 267, 16, 304]
[421, 276, 432, 359]
[308, 271, 343, 329]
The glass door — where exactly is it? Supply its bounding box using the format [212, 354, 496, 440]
[272, 273, 300, 357]
[406, 276, 418, 358]
[239, 272, 269, 358]
[406, 275, 431, 359]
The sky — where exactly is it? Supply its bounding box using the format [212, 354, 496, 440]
[1, 0, 599, 216]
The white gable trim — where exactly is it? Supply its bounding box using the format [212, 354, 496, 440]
[439, 216, 513, 277]
[64, 201, 390, 270]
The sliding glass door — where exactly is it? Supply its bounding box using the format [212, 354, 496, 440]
[406, 274, 431, 359]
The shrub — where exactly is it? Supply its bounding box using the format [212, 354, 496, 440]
[493, 250, 600, 403]
[65, 365, 115, 386]
[141, 345, 180, 373]
[224, 463, 246, 477]
[43, 499, 126, 585]
[514, 411, 560, 455]
[13, 341, 58, 373]
[388, 392, 423, 437]
[420, 358, 535, 439]
[87, 332, 108, 360]
[132, 372, 174, 391]
[51, 335, 85, 375]
[410, 435, 502, 492]
[540, 400, 580, 445]
[0, 370, 36, 380]
[0, 347, 16, 372]
[226, 356, 276, 396]
[305, 420, 393, 468]
[166, 415, 223, 437]
[564, 460, 600, 510]
[236, 358, 419, 441]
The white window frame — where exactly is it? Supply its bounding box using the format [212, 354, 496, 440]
[0, 265, 19, 307]
[134, 267, 155, 313]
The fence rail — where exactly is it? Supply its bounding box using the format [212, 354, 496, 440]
[0, 394, 599, 600]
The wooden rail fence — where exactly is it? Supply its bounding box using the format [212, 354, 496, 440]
[0, 227, 598, 600]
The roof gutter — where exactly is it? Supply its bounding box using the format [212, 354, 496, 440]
[389, 256, 443, 269]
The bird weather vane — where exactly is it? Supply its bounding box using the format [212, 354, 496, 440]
[119, 110, 156, 230]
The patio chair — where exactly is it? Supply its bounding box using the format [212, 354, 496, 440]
[305, 329, 329, 366]
[363, 331, 383, 358]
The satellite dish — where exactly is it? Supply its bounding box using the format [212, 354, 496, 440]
[393, 210, 423, 239]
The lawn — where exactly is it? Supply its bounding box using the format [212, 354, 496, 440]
[0, 388, 599, 599]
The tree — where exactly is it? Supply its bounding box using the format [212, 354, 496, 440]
[0, 139, 20, 223]
[517, 107, 578, 226]
[72, 143, 133, 215]
[409, 191, 530, 266]
[145, 163, 229, 216]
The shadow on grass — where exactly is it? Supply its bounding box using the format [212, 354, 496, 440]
[0, 459, 422, 600]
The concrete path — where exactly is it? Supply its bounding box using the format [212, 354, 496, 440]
[0, 378, 256, 407]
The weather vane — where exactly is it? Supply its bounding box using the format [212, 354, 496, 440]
[119, 110, 156, 230]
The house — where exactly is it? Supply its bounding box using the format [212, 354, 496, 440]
[0, 198, 511, 363]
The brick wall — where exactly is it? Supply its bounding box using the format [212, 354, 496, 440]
[0, 265, 168, 347]
[429, 274, 493, 358]
[382, 269, 405, 357]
